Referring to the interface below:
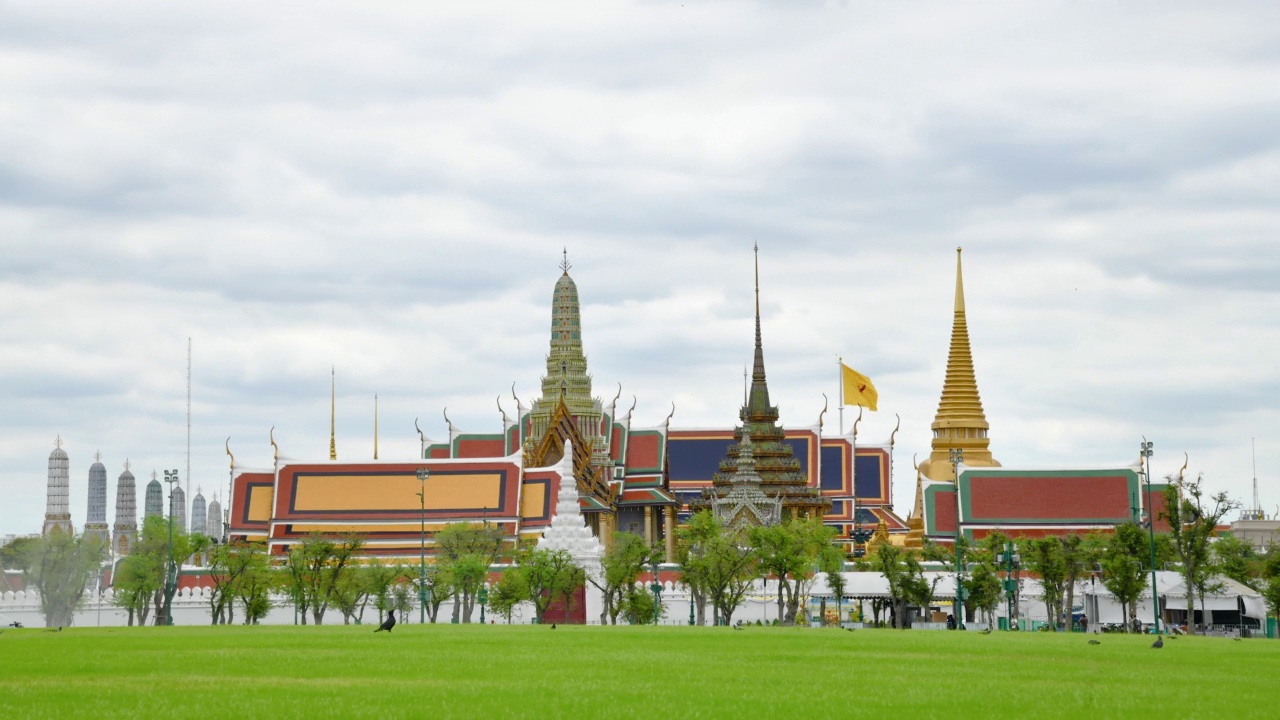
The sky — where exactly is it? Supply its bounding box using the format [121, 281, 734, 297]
[2, 0, 1279, 536]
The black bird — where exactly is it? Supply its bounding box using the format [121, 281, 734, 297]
[374, 609, 396, 633]
[551, 624, 556, 630]
[1088, 639, 1101, 645]
[1151, 636, 1163, 649]
[979, 628, 992, 635]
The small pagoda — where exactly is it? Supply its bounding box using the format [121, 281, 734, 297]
[690, 246, 831, 525]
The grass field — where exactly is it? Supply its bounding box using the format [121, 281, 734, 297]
[1, 624, 1276, 719]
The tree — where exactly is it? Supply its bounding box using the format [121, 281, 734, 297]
[620, 585, 663, 625]
[331, 561, 376, 625]
[205, 542, 269, 625]
[679, 512, 758, 625]
[749, 518, 834, 626]
[434, 523, 505, 623]
[677, 511, 720, 626]
[1213, 534, 1262, 592]
[1100, 523, 1150, 632]
[19, 530, 106, 628]
[487, 567, 530, 623]
[231, 545, 275, 625]
[517, 547, 583, 623]
[1160, 476, 1238, 634]
[820, 542, 847, 625]
[413, 563, 453, 624]
[1022, 537, 1067, 631]
[1058, 534, 1097, 632]
[588, 532, 659, 625]
[871, 543, 930, 629]
[111, 552, 160, 626]
[1261, 548, 1280, 625]
[284, 534, 365, 625]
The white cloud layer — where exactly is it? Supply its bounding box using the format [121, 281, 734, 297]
[3, 0, 1279, 533]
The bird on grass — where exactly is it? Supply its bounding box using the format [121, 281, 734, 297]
[1088, 639, 1101, 645]
[551, 624, 556, 630]
[1151, 636, 1163, 649]
[979, 628, 992, 635]
[844, 627, 856, 633]
[374, 609, 396, 633]
[733, 625, 743, 631]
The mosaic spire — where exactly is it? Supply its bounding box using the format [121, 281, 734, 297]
[113, 461, 138, 555]
[84, 452, 110, 545]
[43, 437, 72, 535]
[144, 472, 164, 519]
[330, 366, 337, 461]
[926, 247, 996, 478]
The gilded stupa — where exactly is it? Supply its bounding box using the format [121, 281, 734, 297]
[906, 248, 1000, 547]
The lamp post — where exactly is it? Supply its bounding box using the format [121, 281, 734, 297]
[416, 467, 429, 625]
[1003, 541, 1020, 630]
[478, 584, 488, 624]
[850, 498, 873, 559]
[162, 468, 180, 626]
[650, 554, 662, 625]
[950, 448, 965, 630]
[1140, 438, 1160, 636]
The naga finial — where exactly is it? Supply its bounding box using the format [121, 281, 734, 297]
[269, 426, 278, 464]
[443, 407, 453, 430]
[818, 394, 828, 429]
[664, 402, 676, 428]
[225, 437, 234, 470]
[497, 396, 509, 425]
[611, 382, 622, 408]
[628, 395, 637, 417]
[852, 406, 863, 438]
[1178, 452, 1189, 485]
[890, 413, 901, 448]
[414, 417, 424, 444]
[512, 383, 521, 409]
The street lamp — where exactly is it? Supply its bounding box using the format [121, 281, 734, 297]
[416, 467, 429, 625]
[950, 448, 965, 630]
[162, 468, 180, 626]
[478, 584, 488, 624]
[1002, 542, 1020, 630]
[1140, 438, 1160, 636]
[650, 553, 662, 625]
[850, 498, 873, 559]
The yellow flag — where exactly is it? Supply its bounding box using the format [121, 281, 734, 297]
[841, 363, 878, 411]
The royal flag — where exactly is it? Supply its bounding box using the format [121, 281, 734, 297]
[841, 363, 878, 411]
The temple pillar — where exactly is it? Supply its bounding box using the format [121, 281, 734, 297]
[644, 506, 653, 545]
[664, 506, 676, 563]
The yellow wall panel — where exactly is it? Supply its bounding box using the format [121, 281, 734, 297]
[292, 473, 503, 512]
[520, 483, 547, 519]
[247, 486, 274, 522]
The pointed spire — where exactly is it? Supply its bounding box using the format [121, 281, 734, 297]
[747, 243, 772, 414]
[373, 393, 379, 460]
[926, 246, 995, 478]
[560, 247, 571, 275]
[329, 366, 337, 461]
[55, 435, 62, 449]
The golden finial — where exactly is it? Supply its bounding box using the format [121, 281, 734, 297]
[818, 394, 828, 429]
[955, 247, 965, 313]
[225, 437, 234, 470]
[890, 413, 901, 448]
[269, 426, 279, 464]
[329, 367, 337, 461]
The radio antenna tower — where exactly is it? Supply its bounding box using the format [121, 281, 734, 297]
[187, 338, 192, 501]
[1244, 437, 1264, 521]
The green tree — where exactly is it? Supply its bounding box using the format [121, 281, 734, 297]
[1022, 537, 1067, 630]
[19, 530, 106, 628]
[435, 523, 505, 623]
[284, 534, 365, 625]
[588, 532, 659, 625]
[677, 511, 720, 626]
[620, 585, 664, 625]
[487, 567, 530, 623]
[680, 512, 758, 625]
[1160, 476, 1238, 634]
[331, 561, 376, 625]
[517, 547, 583, 623]
[749, 518, 834, 626]
[871, 544, 930, 629]
[1100, 522, 1149, 632]
[111, 551, 160, 626]
[820, 542, 847, 625]
[1213, 534, 1262, 591]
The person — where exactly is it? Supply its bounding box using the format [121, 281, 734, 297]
[1080, 615, 1088, 633]
[946, 613, 956, 630]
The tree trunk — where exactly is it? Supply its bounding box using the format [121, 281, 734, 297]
[1187, 589, 1196, 635]
[1065, 581, 1076, 632]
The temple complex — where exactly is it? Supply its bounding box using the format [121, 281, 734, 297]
[228, 250, 904, 561]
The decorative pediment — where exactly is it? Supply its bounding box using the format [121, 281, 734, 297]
[526, 399, 612, 506]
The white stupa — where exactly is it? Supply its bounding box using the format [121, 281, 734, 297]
[537, 440, 604, 566]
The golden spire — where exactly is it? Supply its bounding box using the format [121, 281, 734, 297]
[329, 366, 337, 461]
[373, 393, 379, 460]
[925, 247, 996, 479]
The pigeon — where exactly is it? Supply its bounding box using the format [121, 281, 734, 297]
[733, 625, 743, 631]
[374, 609, 396, 633]
[551, 624, 556, 630]
[979, 628, 992, 635]
[1151, 636, 1163, 649]
[1088, 639, 1101, 645]
[844, 627, 856, 633]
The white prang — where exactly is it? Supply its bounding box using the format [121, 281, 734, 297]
[537, 440, 604, 565]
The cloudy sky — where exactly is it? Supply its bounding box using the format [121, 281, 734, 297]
[3, 1, 1278, 536]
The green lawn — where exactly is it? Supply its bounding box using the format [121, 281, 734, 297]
[1, 624, 1276, 719]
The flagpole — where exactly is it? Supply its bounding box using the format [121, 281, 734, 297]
[838, 355, 844, 436]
